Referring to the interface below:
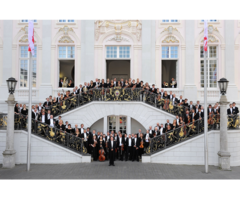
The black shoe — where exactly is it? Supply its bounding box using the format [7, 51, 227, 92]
[113, 164, 115, 166]
[109, 164, 111, 166]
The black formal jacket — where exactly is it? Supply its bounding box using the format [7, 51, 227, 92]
[57, 124, 65, 131]
[152, 130, 160, 137]
[43, 101, 51, 108]
[149, 88, 157, 93]
[59, 81, 63, 87]
[14, 106, 19, 113]
[227, 108, 233, 115]
[132, 138, 139, 148]
[195, 104, 202, 112]
[168, 94, 174, 100]
[108, 141, 116, 151]
[170, 80, 177, 88]
[194, 112, 204, 120]
[159, 127, 166, 135]
[189, 104, 196, 112]
[172, 97, 179, 104]
[232, 107, 239, 114]
[165, 123, 173, 129]
[32, 111, 38, 120]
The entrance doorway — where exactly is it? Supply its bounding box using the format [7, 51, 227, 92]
[161, 60, 178, 86]
[108, 116, 127, 134]
[59, 60, 75, 87]
[106, 60, 130, 81]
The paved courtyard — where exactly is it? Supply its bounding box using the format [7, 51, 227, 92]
[1, 162, 240, 179]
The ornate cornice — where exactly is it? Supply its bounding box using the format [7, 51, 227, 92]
[58, 35, 74, 43]
[162, 35, 179, 43]
[200, 24, 219, 34]
[201, 35, 219, 43]
[19, 35, 37, 43]
[58, 25, 74, 35]
[160, 26, 179, 34]
[95, 20, 142, 42]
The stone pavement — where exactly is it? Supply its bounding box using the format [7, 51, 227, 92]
[0, 162, 240, 179]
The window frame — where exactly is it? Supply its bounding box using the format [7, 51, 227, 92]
[58, 46, 75, 59]
[161, 46, 179, 59]
[200, 45, 218, 88]
[19, 45, 37, 89]
[105, 46, 131, 59]
[162, 20, 179, 23]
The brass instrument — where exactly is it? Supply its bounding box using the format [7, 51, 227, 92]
[164, 82, 168, 87]
[169, 101, 174, 110]
[170, 81, 176, 86]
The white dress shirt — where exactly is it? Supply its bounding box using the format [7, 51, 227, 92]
[119, 138, 122, 146]
[111, 141, 113, 148]
[42, 115, 45, 123]
[50, 119, 54, 127]
[128, 138, 132, 146]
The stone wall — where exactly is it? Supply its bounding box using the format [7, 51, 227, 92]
[143, 130, 240, 166]
[0, 130, 91, 164]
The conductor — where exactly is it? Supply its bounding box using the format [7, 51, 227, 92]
[108, 136, 116, 166]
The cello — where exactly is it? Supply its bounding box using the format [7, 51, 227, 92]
[98, 140, 106, 161]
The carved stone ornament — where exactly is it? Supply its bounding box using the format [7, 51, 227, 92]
[19, 35, 36, 43]
[201, 35, 219, 43]
[19, 26, 28, 34]
[58, 25, 74, 35]
[160, 26, 179, 34]
[58, 35, 74, 43]
[94, 20, 142, 41]
[106, 36, 130, 42]
[162, 35, 179, 43]
[200, 25, 219, 34]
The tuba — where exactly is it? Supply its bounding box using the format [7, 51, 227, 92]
[164, 82, 168, 87]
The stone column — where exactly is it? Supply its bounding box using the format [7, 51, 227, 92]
[218, 94, 231, 170]
[141, 20, 156, 85]
[0, 21, 13, 113]
[81, 20, 94, 83]
[2, 94, 16, 168]
[184, 20, 197, 102]
[39, 20, 52, 101]
[225, 20, 238, 101]
[127, 116, 131, 135]
[103, 116, 107, 134]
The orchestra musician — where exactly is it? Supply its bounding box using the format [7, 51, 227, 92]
[108, 136, 116, 166]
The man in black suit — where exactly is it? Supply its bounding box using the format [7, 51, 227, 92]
[232, 102, 239, 114]
[168, 91, 173, 100]
[159, 124, 166, 136]
[45, 110, 51, 125]
[108, 136, 116, 166]
[195, 101, 201, 113]
[120, 78, 125, 87]
[227, 104, 233, 116]
[183, 98, 189, 107]
[136, 129, 142, 138]
[152, 126, 160, 137]
[195, 108, 203, 120]
[144, 130, 151, 148]
[132, 134, 139, 162]
[189, 101, 195, 112]
[207, 104, 213, 116]
[47, 115, 56, 127]
[43, 98, 51, 110]
[172, 94, 178, 106]
[59, 79, 63, 88]
[136, 78, 141, 88]
[170, 78, 177, 88]
[150, 84, 157, 93]
[126, 134, 132, 161]
[165, 119, 172, 129]
[73, 124, 79, 135]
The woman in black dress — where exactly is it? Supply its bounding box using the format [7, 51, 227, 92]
[14, 103, 19, 114]
[66, 124, 73, 134]
[67, 80, 74, 88]
[21, 104, 28, 116]
[21, 104, 28, 128]
[91, 135, 98, 161]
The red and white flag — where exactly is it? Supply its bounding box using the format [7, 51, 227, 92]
[28, 20, 35, 55]
[204, 20, 208, 52]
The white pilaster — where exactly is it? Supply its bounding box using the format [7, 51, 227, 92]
[127, 116, 131, 135]
[225, 20, 238, 102]
[81, 20, 94, 82]
[184, 20, 197, 102]
[142, 20, 156, 84]
[39, 20, 52, 102]
[103, 116, 107, 134]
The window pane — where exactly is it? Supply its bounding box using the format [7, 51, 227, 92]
[119, 46, 130, 58]
[59, 46, 66, 58]
[162, 46, 170, 58]
[20, 60, 28, 88]
[200, 46, 204, 58]
[170, 46, 178, 58]
[67, 46, 75, 58]
[209, 60, 217, 88]
[209, 46, 217, 58]
[21, 46, 28, 58]
[106, 46, 117, 58]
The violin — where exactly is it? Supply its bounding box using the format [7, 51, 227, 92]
[98, 141, 105, 162]
[121, 144, 124, 151]
[140, 139, 144, 148]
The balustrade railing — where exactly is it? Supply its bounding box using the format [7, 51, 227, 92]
[146, 113, 240, 155]
[45, 87, 189, 119]
[0, 113, 87, 155]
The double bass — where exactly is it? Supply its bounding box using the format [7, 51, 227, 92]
[98, 140, 105, 161]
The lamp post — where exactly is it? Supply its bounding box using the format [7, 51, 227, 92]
[217, 78, 231, 170]
[2, 77, 17, 169]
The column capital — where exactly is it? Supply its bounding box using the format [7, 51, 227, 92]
[194, 45, 199, 50]
[220, 44, 225, 50]
[133, 45, 142, 50]
[94, 45, 103, 50]
[155, 45, 160, 50]
[51, 45, 56, 50]
[181, 45, 186, 50]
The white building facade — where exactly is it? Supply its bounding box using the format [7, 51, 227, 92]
[0, 20, 240, 132]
